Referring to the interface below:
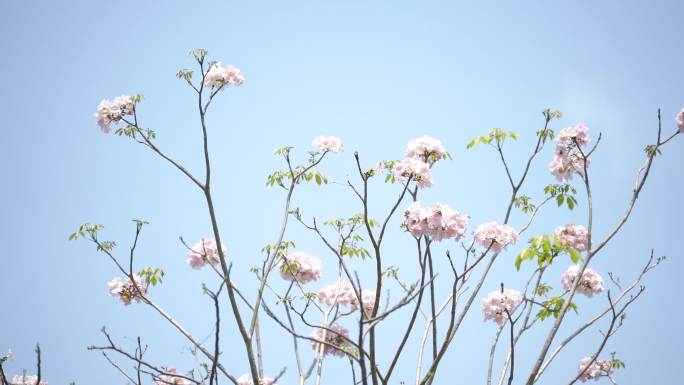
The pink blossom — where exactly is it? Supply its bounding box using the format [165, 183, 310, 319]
[561, 265, 604, 297]
[10, 375, 48, 385]
[404, 202, 430, 237]
[577, 357, 612, 382]
[391, 158, 433, 188]
[319, 281, 359, 310]
[481, 289, 523, 326]
[279, 252, 322, 284]
[556, 123, 590, 151]
[5, 349, 13, 361]
[155, 368, 191, 385]
[405, 136, 447, 162]
[473, 222, 518, 253]
[310, 323, 351, 357]
[108, 275, 148, 305]
[204, 62, 244, 88]
[426, 203, 469, 241]
[236, 375, 276, 385]
[187, 239, 226, 270]
[555, 224, 589, 251]
[549, 123, 591, 181]
[403, 202, 469, 241]
[548, 153, 590, 182]
[361, 289, 376, 318]
[312, 136, 344, 153]
[94, 95, 134, 133]
[676, 108, 684, 132]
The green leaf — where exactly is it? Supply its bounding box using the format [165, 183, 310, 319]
[534, 283, 552, 296]
[516, 234, 581, 270]
[515, 255, 523, 271]
[568, 248, 580, 263]
[536, 296, 577, 320]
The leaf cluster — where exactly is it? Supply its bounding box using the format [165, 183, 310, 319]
[537, 296, 577, 320]
[138, 267, 165, 286]
[544, 183, 578, 210]
[515, 234, 581, 271]
[466, 128, 518, 149]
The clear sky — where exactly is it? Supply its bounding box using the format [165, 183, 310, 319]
[1, 1, 682, 384]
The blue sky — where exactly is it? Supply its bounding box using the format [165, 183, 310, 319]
[1, 1, 682, 384]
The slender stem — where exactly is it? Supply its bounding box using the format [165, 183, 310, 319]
[535, 252, 660, 380]
[525, 110, 670, 385]
[34, 344, 41, 385]
[487, 325, 505, 385]
[427, 246, 438, 360]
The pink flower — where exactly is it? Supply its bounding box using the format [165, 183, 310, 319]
[155, 368, 191, 385]
[473, 222, 518, 253]
[548, 153, 590, 182]
[94, 95, 134, 133]
[312, 136, 344, 153]
[187, 239, 226, 270]
[561, 265, 604, 297]
[556, 123, 590, 151]
[236, 375, 276, 385]
[204, 62, 244, 88]
[426, 203, 469, 241]
[405, 136, 447, 163]
[108, 275, 148, 305]
[10, 375, 48, 385]
[310, 323, 351, 357]
[555, 224, 589, 251]
[361, 289, 376, 318]
[279, 252, 322, 284]
[404, 202, 430, 237]
[5, 349, 13, 361]
[676, 108, 684, 132]
[577, 357, 612, 382]
[403, 202, 469, 241]
[392, 158, 432, 188]
[549, 123, 591, 181]
[319, 281, 359, 310]
[481, 289, 523, 326]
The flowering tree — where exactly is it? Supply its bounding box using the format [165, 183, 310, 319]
[2, 49, 682, 385]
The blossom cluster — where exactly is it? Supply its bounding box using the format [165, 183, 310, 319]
[403, 202, 469, 241]
[279, 251, 322, 284]
[360, 290, 377, 317]
[391, 158, 433, 188]
[312, 136, 344, 153]
[577, 357, 613, 382]
[473, 222, 518, 253]
[187, 239, 226, 270]
[561, 265, 604, 297]
[108, 275, 148, 305]
[318, 281, 375, 315]
[677, 108, 684, 132]
[94, 95, 134, 133]
[10, 375, 48, 385]
[481, 288, 523, 326]
[555, 224, 589, 251]
[310, 323, 351, 356]
[549, 123, 591, 182]
[405, 135, 447, 163]
[390, 136, 448, 188]
[236, 374, 276, 385]
[155, 368, 191, 385]
[204, 62, 244, 88]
